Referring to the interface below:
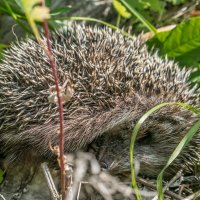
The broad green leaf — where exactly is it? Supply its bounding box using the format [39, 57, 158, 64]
[162, 17, 200, 58]
[176, 47, 200, 67]
[147, 31, 171, 50]
[147, 17, 200, 69]
[112, 0, 131, 19]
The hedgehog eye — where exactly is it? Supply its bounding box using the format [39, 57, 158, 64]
[95, 136, 104, 147]
[137, 131, 153, 145]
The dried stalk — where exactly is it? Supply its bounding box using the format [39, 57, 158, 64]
[41, 162, 59, 200]
[0, 193, 6, 200]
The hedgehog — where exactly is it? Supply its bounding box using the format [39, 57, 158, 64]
[0, 24, 199, 190]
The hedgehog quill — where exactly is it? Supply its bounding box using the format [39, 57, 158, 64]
[0, 25, 199, 198]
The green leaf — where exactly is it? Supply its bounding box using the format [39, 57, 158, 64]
[45, 0, 52, 7]
[2, 0, 18, 20]
[176, 47, 200, 67]
[13, 0, 23, 9]
[147, 17, 200, 68]
[162, 17, 200, 58]
[112, 0, 131, 19]
[147, 31, 171, 50]
[141, 0, 165, 14]
[50, 6, 71, 16]
[190, 69, 200, 87]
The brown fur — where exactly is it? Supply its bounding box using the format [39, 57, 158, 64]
[0, 25, 199, 179]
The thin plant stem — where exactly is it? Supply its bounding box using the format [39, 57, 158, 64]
[43, 19, 66, 199]
[116, 14, 121, 27]
[41, 163, 59, 200]
[21, 0, 66, 198]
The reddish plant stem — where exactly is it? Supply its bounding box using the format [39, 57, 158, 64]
[43, 19, 66, 200]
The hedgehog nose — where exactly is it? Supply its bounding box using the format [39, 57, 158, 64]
[99, 161, 108, 170]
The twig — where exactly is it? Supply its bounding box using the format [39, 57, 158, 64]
[182, 190, 200, 200]
[0, 193, 6, 200]
[137, 177, 183, 200]
[151, 170, 184, 200]
[77, 181, 86, 200]
[41, 162, 59, 200]
[163, 170, 183, 190]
